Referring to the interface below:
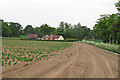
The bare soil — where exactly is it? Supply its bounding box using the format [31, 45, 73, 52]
[2, 43, 118, 78]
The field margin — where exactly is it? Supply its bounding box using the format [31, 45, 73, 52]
[78, 40, 120, 54]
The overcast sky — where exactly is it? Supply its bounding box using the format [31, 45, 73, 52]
[0, 0, 118, 29]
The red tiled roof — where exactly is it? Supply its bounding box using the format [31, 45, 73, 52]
[42, 35, 61, 40]
[52, 35, 60, 38]
[28, 34, 37, 38]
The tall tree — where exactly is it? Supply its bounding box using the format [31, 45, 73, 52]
[9, 22, 22, 37]
[94, 14, 110, 43]
[72, 24, 84, 41]
[59, 21, 65, 32]
[40, 24, 56, 36]
[2, 22, 11, 37]
[24, 25, 35, 35]
[94, 14, 120, 44]
[0, 19, 3, 36]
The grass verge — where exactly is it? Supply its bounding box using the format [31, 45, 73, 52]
[78, 40, 120, 54]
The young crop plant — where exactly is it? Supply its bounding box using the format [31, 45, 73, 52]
[70, 53, 73, 56]
[36, 55, 38, 58]
[41, 55, 48, 59]
[13, 61, 18, 66]
[16, 57, 21, 61]
[39, 57, 41, 60]
[37, 58, 39, 61]
[30, 55, 34, 61]
[4, 58, 7, 62]
[2, 61, 4, 66]
[7, 55, 10, 60]
[39, 52, 43, 55]
[24, 48, 27, 50]
[8, 61, 11, 66]
[12, 56, 15, 62]
[23, 57, 30, 62]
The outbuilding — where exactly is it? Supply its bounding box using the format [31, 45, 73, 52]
[28, 34, 38, 39]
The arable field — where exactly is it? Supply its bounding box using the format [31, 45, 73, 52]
[2, 38, 72, 66]
[2, 38, 118, 78]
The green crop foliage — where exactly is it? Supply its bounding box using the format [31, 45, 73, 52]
[16, 57, 21, 61]
[39, 57, 42, 60]
[37, 58, 39, 60]
[13, 61, 18, 66]
[70, 53, 73, 56]
[7, 55, 10, 59]
[2, 61, 4, 66]
[5, 58, 7, 62]
[2, 38, 72, 66]
[8, 61, 11, 66]
[23, 57, 29, 62]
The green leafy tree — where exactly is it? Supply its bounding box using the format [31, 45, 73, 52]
[24, 25, 35, 35]
[9, 22, 22, 37]
[40, 24, 56, 36]
[115, 1, 120, 11]
[72, 24, 84, 41]
[94, 14, 120, 44]
[2, 22, 11, 37]
[94, 14, 110, 43]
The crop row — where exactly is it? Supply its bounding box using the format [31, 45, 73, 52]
[2, 38, 72, 66]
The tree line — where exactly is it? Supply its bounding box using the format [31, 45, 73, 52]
[93, 1, 120, 44]
[2, 1, 119, 42]
[1, 19, 93, 41]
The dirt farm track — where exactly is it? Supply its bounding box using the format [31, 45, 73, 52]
[2, 43, 118, 78]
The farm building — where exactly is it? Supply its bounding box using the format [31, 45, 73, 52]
[42, 35, 64, 40]
[28, 34, 38, 39]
